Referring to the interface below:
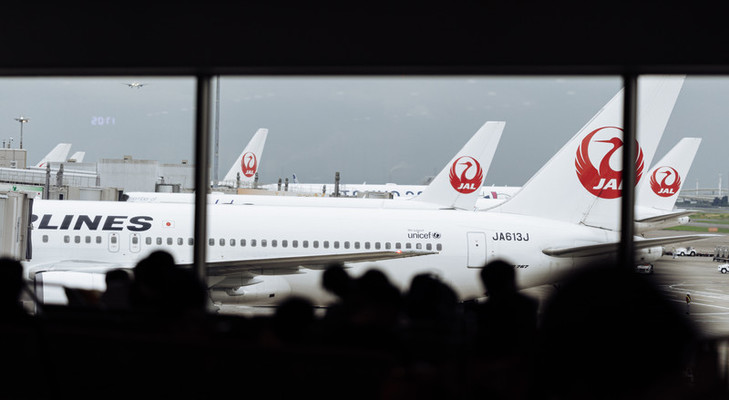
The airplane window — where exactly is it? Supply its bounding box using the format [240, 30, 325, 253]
[395, 242, 401, 249]
[375, 242, 381, 250]
[132, 236, 138, 245]
[364, 242, 370, 249]
[251, 239, 257, 247]
[75, 236, 80, 244]
[240, 239, 246, 247]
[220, 238, 225, 246]
[313, 241, 319, 248]
[189, 238, 194, 246]
[385, 242, 391, 250]
[354, 242, 360, 249]
[179, 238, 184, 245]
[86, 236, 91, 244]
[406, 243, 412, 249]
[230, 239, 236, 246]
[157, 237, 162, 245]
[262, 239, 267, 247]
[282, 240, 288, 248]
[303, 240, 309, 248]
[344, 241, 350, 249]
[416, 243, 422, 250]
[146, 237, 152, 245]
[96, 236, 102, 244]
[42, 235, 48, 243]
[323, 241, 329, 248]
[111, 236, 117, 244]
[436, 244, 442, 251]
[426, 243, 432, 251]
[209, 238, 215, 246]
[293, 240, 298, 248]
[334, 241, 339, 249]
[167, 238, 173, 245]
[272, 240, 277, 247]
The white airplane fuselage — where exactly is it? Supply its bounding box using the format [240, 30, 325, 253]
[27, 199, 621, 305]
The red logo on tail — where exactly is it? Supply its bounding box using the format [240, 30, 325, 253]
[650, 166, 681, 197]
[575, 126, 644, 199]
[449, 156, 483, 194]
[241, 152, 258, 178]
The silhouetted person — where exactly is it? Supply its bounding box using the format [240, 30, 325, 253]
[468, 260, 538, 399]
[402, 273, 461, 363]
[320, 263, 355, 340]
[534, 261, 705, 399]
[348, 269, 403, 352]
[0, 257, 28, 318]
[475, 259, 538, 356]
[270, 296, 317, 346]
[0, 257, 48, 397]
[99, 268, 132, 311]
[130, 250, 177, 312]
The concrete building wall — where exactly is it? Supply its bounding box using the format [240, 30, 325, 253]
[0, 149, 27, 169]
[159, 163, 195, 190]
[97, 157, 158, 192]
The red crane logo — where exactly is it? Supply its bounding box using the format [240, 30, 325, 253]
[575, 126, 644, 199]
[449, 156, 484, 194]
[241, 152, 258, 178]
[650, 166, 681, 197]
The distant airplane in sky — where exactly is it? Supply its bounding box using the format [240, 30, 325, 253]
[123, 82, 146, 89]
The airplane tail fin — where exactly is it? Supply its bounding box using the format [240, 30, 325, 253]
[36, 143, 72, 168]
[222, 128, 268, 185]
[68, 151, 86, 163]
[491, 76, 685, 231]
[636, 137, 701, 213]
[414, 121, 504, 210]
[292, 173, 299, 184]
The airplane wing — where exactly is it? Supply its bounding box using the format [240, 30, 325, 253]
[542, 234, 720, 257]
[26, 260, 131, 279]
[26, 250, 437, 279]
[202, 250, 437, 276]
[634, 209, 697, 223]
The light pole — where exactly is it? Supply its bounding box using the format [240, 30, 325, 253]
[14, 116, 29, 149]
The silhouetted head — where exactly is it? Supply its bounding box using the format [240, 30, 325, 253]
[480, 260, 516, 296]
[321, 263, 352, 299]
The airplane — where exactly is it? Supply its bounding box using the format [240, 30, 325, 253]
[634, 137, 702, 233]
[124, 82, 147, 89]
[23, 76, 716, 309]
[218, 128, 268, 188]
[34, 143, 72, 168]
[27, 121, 506, 304]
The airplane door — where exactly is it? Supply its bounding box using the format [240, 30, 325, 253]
[108, 233, 119, 253]
[467, 232, 487, 268]
[130, 233, 141, 253]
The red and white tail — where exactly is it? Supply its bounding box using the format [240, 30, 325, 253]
[491, 76, 685, 231]
[415, 121, 504, 210]
[221, 128, 268, 186]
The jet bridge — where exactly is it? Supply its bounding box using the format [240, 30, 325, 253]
[0, 191, 33, 261]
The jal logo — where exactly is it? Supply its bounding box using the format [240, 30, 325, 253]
[449, 156, 484, 194]
[575, 126, 644, 199]
[650, 166, 681, 197]
[241, 152, 257, 178]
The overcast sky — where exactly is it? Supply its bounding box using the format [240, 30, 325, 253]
[0, 75, 726, 190]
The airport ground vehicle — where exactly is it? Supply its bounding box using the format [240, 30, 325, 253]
[635, 263, 654, 274]
[718, 264, 729, 274]
[674, 246, 697, 256]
